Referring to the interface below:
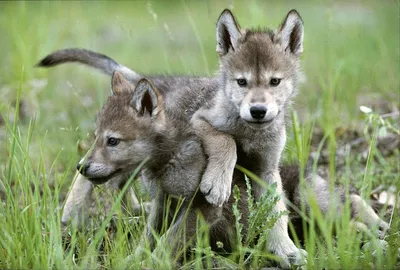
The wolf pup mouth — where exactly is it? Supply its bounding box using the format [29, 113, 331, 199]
[87, 169, 123, 185]
[244, 110, 280, 128]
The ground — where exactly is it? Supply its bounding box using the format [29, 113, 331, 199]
[0, 1, 399, 269]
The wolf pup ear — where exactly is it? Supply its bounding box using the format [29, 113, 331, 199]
[216, 9, 242, 56]
[111, 71, 134, 95]
[276, 10, 304, 56]
[131, 79, 162, 117]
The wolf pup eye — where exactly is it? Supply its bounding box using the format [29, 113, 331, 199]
[270, 78, 281, 86]
[236, 78, 247, 87]
[107, 137, 120, 146]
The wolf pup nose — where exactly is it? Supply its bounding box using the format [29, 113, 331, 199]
[249, 105, 267, 120]
[76, 163, 89, 176]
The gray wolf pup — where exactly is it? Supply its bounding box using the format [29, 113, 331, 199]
[189, 9, 307, 264]
[76, 72, 240, 265]
[37, 9, 389, 268]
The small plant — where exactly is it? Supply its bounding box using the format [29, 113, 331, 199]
[360, 105, 400, 139]
[232, 165, 283, 268]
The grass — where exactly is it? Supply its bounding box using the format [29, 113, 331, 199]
[0, 0, 399, 269]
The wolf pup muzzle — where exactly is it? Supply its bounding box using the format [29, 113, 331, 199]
[76, 162, 118, 185]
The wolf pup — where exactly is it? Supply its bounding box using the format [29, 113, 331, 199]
[190, 9, 307, 265]
[76, 71, 235, 262]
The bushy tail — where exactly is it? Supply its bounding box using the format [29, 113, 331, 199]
[36, 48, 141, 82]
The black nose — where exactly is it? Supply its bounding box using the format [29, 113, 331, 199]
[250, 105, 267, 120]
[76, 163, 90, 176]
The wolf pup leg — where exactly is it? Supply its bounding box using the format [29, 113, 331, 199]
[62, 170, 149, 228]
[264, 171, 308, 267]
[151, 199, 223, 267]
[191, 110, 236, 207]
[250, 141, 307, 268]
[350, 194, 390, 233]
[62, 172, 95, 227]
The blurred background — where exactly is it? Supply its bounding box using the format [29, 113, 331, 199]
[0, 0, 398, 201]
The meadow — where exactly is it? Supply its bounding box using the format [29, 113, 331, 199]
[0, 1, 399, 269]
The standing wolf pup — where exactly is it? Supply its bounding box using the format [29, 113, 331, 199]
[191, 9, 307, 265]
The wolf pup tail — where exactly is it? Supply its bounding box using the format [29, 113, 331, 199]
[36, 48, 141, 82]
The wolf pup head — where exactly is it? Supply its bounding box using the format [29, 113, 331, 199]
[216, 9, 304, 129]
[77, 72, 165, 184]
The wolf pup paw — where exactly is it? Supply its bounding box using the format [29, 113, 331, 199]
[274, 247, 307, 269]
[268, 236, 307, 269]
[200, 165, 233, 207]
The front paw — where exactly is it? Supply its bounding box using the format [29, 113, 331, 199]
[200, 167, 232, 207]
[272, 247, 307, 269]
[286, 248, 307, 267]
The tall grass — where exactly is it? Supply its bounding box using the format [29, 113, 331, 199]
[0, 0, 399, 269]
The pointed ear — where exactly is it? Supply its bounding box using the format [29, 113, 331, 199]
[216, 9, 242, 56]
[276, 10, 304, 56]
[131, 79, 163, 117]
[111, 71, 134, 95]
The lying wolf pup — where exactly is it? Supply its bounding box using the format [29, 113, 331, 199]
[37, 9, 389, 267]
